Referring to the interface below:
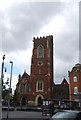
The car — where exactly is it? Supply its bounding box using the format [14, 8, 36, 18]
[49, 110, 81, 120]
[2, 106, 14, 111]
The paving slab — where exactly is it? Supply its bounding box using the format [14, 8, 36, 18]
[2, 111, 51, 120]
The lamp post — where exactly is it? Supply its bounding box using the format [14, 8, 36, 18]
[68, 70, 71, 100]
[9, 61, 13, 94]
[7, 61, 13, 119]
[0, 55, 5, 119]
[1, 55, 5, 88]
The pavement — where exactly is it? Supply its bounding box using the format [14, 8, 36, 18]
[2, 111, 51, 120]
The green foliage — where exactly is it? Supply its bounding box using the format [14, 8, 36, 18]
[2, 89, 9, 100]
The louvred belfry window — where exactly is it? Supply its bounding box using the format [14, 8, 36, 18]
[36, 80, 44, 92]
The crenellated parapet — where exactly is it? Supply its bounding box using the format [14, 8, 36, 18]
[33, 35, 53, 41]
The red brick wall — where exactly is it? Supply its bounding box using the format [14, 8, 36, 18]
[15, 35, 54, 106]
[69, 63, 81, 100]
[29, 35, 54, 101]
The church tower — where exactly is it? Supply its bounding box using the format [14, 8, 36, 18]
[28, 35, 54, 106]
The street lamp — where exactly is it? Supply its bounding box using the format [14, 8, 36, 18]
[0, 55, 6, 119]
[9, 61, 13, 94]
[0, 54, 6, 100]
[7, 61, 13, 119]
[1, 55, 5, 88]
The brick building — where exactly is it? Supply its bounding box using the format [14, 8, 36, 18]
[54, 77, 69, 100]
[68, 63, 81, 101]
[15, 71, 30, 106]
[15, 35, 54, 107]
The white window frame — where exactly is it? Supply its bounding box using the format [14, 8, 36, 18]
[73, 76, 77, 82]
[74, 87, 78, 94]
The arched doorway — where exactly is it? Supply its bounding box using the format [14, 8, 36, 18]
[38, 97, 43, 107]
[22, 96, 26, 105]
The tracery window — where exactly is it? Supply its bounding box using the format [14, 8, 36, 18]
[37, 45, 44, 58]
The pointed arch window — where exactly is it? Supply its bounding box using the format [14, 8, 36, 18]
[73, 76, 77, 82]
[38, 80, 42, 90]
[25, 84, 29, 93]
[36, 80, 44, 92]
[74, 87, 78, 94]
[25, 84, 31, 93]
[37, 45, 44, 58]
[18, 84, 21, 93]
[19, 84, 22, 93]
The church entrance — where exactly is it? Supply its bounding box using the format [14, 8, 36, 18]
[38, 97, 43, 107]
[22, 96, 26, 105]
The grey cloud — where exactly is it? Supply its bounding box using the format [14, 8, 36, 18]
[55, 31, 79, 62]
[55, 4, 79, 63]
[1, 2, 65, 52]
[79, 1, 81, 63]
[54, 3, 79, 83]
[0, 10, 3, 50]
[0, 2, 79, 85]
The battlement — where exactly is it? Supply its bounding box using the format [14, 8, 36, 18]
[33, 35, 53, 40]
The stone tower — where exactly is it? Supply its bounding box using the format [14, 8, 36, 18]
[28, 35, 54, 106]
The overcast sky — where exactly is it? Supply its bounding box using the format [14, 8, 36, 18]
[0, 0, 80, 93]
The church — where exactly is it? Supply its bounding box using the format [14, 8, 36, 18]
[15, 35, 54, 107]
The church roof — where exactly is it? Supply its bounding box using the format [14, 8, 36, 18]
[61, 77, 69, 85]
[21, 70, 30, 80]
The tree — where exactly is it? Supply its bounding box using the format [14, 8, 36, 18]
[13, 89, 18, 106]
[2, 77, 10, 106]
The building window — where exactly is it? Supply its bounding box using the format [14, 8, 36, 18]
[29, 85, 31, 92]
[38, 81, 42, 90]
[37, 61, 43, 66]
[37, 45, 44, 58]
[22, 84, 24, 94]
[36, 80, 44, 92]
[74, 87, 78, 94]
[18, 84, 21, 93]
[76, 69, 81, 73]
[73, 76, 77, 82]
[19, 84, 22, 93]
[39, 69, 41, 74]
[22, 78, 27, 84]
[25, 84, 29, 93]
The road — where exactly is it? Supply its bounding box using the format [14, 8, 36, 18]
[2, 111, 50, 120]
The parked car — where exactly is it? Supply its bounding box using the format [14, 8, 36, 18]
[2, 106, 14, 111]
[49, 110, 81, 120]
